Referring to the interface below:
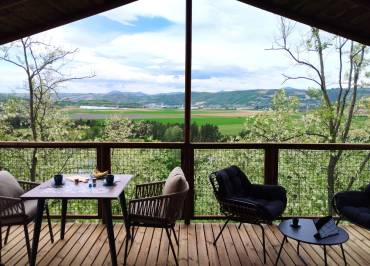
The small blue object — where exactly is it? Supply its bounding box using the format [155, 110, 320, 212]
[89, 183, 92, 188]
[93, 183, 96, 187]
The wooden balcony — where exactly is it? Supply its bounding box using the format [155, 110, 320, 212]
[1, 222, 370, 266]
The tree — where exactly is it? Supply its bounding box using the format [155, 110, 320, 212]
[244, 89, 304, 142]
[163, 125, 183, 142]
[268, 18, 370, 214]
[103, 118, 135, 142]
[0, 37, 92, 180]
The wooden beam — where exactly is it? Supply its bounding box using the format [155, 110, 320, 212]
[0, 0, 28, 11]
[0, 0, 138, 45]
[237, 0, 370, 45]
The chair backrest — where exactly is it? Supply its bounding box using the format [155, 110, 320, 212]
[209, 165, 251, 200]
[163, 167, 189, 222]
[0, 170, 24, 198]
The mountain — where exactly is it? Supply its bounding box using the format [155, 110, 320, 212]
[1, 88, 370, 110]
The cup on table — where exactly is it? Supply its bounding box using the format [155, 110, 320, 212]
[54, 174, 63, 186]
[105, 174, 114, 186]
[292, 217, 299, 227]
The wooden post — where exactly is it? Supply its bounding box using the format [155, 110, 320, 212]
[264, 146, 279, 185]
[96, 145, 111, 223]
[182, 146, 194, 224]
[183, 0, 193, 224]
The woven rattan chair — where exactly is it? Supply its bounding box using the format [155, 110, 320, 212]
[124, 167, 189, 266]
[209, 165, 287, 263]
[0, 171, 53, 263]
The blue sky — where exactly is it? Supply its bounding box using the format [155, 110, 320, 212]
[0, 0, 342, 94]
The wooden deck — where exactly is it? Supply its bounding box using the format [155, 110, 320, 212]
[1, 223, 370, 265]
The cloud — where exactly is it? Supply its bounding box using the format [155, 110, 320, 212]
[0, 0, 346, 95]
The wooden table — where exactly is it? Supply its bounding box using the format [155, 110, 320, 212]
[20, 174, 134, 266]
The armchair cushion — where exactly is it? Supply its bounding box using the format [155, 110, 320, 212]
[0, 170, 24, 198]
[163, 167, 189, 195]
[249, 184, 287, 203]
[215, 165, 251, 198]
[227, 196, 285, 220]
[1, 199, 37, 225]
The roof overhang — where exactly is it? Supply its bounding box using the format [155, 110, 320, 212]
[0, 0, 369, 45]
[238, 0, 370, 45]
[0, 0, 137, 45]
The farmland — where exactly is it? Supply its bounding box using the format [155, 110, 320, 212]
[63, 108, 261, 136]
[63, 107, 368, 136]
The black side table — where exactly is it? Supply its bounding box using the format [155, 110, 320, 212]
[276, 218, 348, 266]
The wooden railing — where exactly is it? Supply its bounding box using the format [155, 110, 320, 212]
[1, 141, 370, 222]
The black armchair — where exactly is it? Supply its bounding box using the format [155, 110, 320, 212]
[209, 165, 287, 263]
[333, 184, 370, 230]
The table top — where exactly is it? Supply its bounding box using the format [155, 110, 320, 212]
[278, 218, 349, 245]
[20, 174, 134, 200]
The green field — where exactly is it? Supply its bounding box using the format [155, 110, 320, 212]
[64, 108, 259, 135]
[63, 107, 368, 136]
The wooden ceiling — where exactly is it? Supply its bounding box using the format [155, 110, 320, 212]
[0, 0, 137, 45]
[0, 0, 369, 45]
[238, 0, 370, 45]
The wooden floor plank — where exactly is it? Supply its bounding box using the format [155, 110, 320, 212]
[37, 223, 79, 266]
[227, 224, 252, 265]
[178, 224, 188, 266]
[135, 227, 155, 266]
[59, 224, 97, 266]
[2, 223, 368, 266]
[195, 223, 213, 265]
[221, 223, 242, 266]
[202, 223, 218, 266]
[242, 224, 276, 266]
[187, 224, 198, 266]
[94, 224, 123, 266]
[156, 228, 170, 266]
[2, 224, 42, 264]
[230, 224, 262, 266]
[127, 226, 146, 266]
[72, 223, 105, 265]
[14, 224, 59, 266]
[145, 228, 162, 266]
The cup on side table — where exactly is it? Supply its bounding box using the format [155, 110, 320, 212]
[54, 174, 63, 186]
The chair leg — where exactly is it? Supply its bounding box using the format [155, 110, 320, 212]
[45, 203, 54, 243]
[0, 223, 2, 262]
[171, 227, 179, 246]
[166, 228, 179, 266]
[124, 230, 130, 266]
[213, 218, 230, 245]
[4, 226, 10, 245]
[336, 216, 341, 225]
[23, 223, 31, 263]
[238, 222, 243, 229]
[258, 224, 266, 264]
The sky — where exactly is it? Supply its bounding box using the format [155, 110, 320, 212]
[0, 0, 342, 94]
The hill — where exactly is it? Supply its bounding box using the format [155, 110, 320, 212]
[1, 88, 370, 110]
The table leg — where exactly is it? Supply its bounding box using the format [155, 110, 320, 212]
[103, 199, 117, 266]
[61, 199, 68, 240]
[323, 245, 328, 266]
[297, 241, 300, 255]
[341, 244, 347, 265]
[275, 235, 286, 266]
[119, 191, 131, 239]
[30, 199, 45, 266]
